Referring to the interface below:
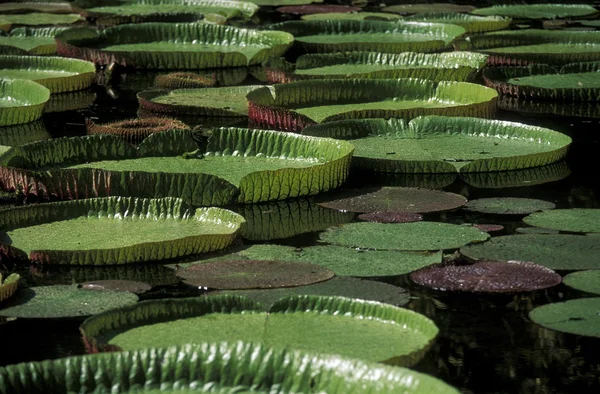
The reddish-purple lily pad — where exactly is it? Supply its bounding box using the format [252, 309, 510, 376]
[176, 260, 334, 290]
[410, 260, 561, 293]
[318, 187, 467, 214]
[276, 5, 361, 15]
[357, 211, 423, 224]
[472, 224, 504, 232]
[79, 280, 152, 294]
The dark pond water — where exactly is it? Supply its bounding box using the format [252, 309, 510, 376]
[1, 1, 600, 393]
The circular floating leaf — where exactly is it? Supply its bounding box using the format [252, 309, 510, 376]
[358, 211, 423, 223]
[176, 260, 334, 289]
[56, 23, 293, 69]
[523, 209, 600, 233]
[82, 295, 439, 367]
[0, 273, 19, 303]
[0, 285, 138, 318]
[460, 234, 600, 270]
[154, 71, 217, 89]
[0, 78, 49, 126]
[318, 187, 467, 214]
[0, 27, 68, 56]
[463, 197, 556, 215]
[301, 12, 402, 21]
[0, 342, 460, 394]
[303, 116, 571, 174]
[406, 12, 511, 34]
[319, 222, 490, 251]
[0, 12, 83, 26]
[86, 117, 190, 144]
[383, 4, 476, 14]
[80, 280, 152, 294]
[472, 4, 598, 19]
[472, 223, 504, 232]
[214, 277, 410, 309]
[137, 86, 264, 117]
[563, 270, 600, 295]
[529, 298, 600, 338]
[515, 226, 559, 235]
[0, 197, 245, 265]
[410, 261, 561, 293]
[277, 5, 360, 14]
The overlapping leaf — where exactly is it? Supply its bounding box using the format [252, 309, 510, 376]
[0, 78, 49, 126]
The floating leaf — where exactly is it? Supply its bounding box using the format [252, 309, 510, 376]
[515, 226, 559, 235]
[472, 224, 504, 232]
[247, 79, 497, 132]
[0, 78, 49, 126]
[0, 12, 83, 27]
[318, 187, 467, 214]
[214, 277, 410, 308]
[0, 284, 138, 318]
[154, 71, 217, 89]
[0, 197, 245, 265]
[0, 273, 19, 303]
[472, 4, 598, 19]
[523, 209, 600, 233]
[266, 20, 465, 54]
[277, 5, 360, 14]
[86, 117, 190, 144]
[406, 12, 511, 33]
[358, 211, 423, 223]
[0, 341, 460, 393]
[459, 160, 571, 188]
[563, 270, 600, 295]
[463, 197, 556, 215]
[0, 27, 68, 55]
[81, 294, 439, 366]
[319, 221, 489, 251]
[529, 298, 600, 338]
[68, 263, 179, 288]
[383, 4, 476, 14]
[56, 23, 294, 69]
[246, 0, 324, 6]
[303, 116, 570, 173]
[410, 261, 561, 293]
[460, 234, 600, 270]
[177, 260, 334, 289]
[301, 12, 402, 21]
[79, 280, 152, 294]
[0, 55, 95, 94]
[0, 3, 77, 14]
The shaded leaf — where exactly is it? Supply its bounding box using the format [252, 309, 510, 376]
[463, 197, 556, 215]
[523, 209, 600, 233]
[529, 298, 600, 338]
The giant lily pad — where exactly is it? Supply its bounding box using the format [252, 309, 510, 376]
[523, 209, 600, 233]
[277, 4, 360, 15]
[0, 3, 77, 14]
[154, 71, 216, 89]
[177, 260, 334, 289]
[0, 284, 138, 318]
[247, 79, 497, 132]
[80, 279, 152, 294]
[214, 277, 411, 309]
[0, 27, 68, 55]
[529, 298, 600, 338]
[266, 20, 465, 54]
[0, 78, 49, 126]
[0, 273, 19, 303]
[137, 85, 264, 117]
[463, 197, 556, 215]
[0, 55, 95, 94]
[563, 270, 600, 295]
[0, 128, 353, 205]
[301, 12, 402, 21]
[86, 117, 190, 144]
[303, 116, 570, 173]
[455, 30, 600, 66]
[405, 13, 511, 33]
[460, 234, 600, 270]
[0, 197, 245, 265]
[0, 12, 83, 27]
[56, 23, 294, 69]
[247, 0, 323, 5]
[459, 160, 571, 189]
[319, 221, 489, 251]
[265, 51, 488, 83]
[410, 261, 561, 293]
[317, 187, 467, 214]
[81, 294, 439, 366]
[472, 4, 598, 20]
[383, 4, 476, 14]
[483, 62, 600, 101]
[0, 341, 460, 393]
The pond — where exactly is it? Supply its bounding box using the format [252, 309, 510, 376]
[1, 1, 600, 393]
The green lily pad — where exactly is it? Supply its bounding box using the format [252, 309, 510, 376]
[233, 198, 354, 241]
[213, 277, 411, 308]
[472, 4, 598, 19]
[563, 270, 600, 295]
[0, 284, 138, 318]
[0, 273, 19, 303]
[383, 4, 476, 14]
[266, 20, 465, 54]
[358, 211, 423, 224]
[460, 160, 571, 189]
[318, 187, 467, 214]
[138, 86, 264, 117]
[0, 128, 353, 205]
[460, 234, 600, 270]
[0, 120, 50, 146]
[154, 71, 217, 89]
[523, 209, 600, 233]
[515, 226, 559, 235]
[247, 79, 497, 132]
[248, 0, 323, 5]
[0, 78, 50, 126]
[0, 27, 69, 55]
[301, 12, 402, 21]
[529, 298, 600, 338]
[265, 51, 488, 83]
[67, 263, 180, 288]
[177, 260, 334, 289]
[56, 23, 294, 69]
[79, 280, 152, 294]
[463, 197, 556, 215]
[0, 3, 77, 14]
[0, 55, 95, 94]
[303, 116, 570, 173]
[319, 221, 490, 251]
[0, 12, 83, 27]
[277, 5, 360, 15]
[81, 294, 439, 366]
[0, 197, 245, 265]
[0, 341, 460, 394]
[86, 117, 190, 144]
[406, 13, 511, 33]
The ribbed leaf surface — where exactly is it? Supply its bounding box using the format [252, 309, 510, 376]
[0, 78, 49, 126]
[0, 27, 68, 55]
[472, 4, 598, 19]
[405, 12, 511, 33]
